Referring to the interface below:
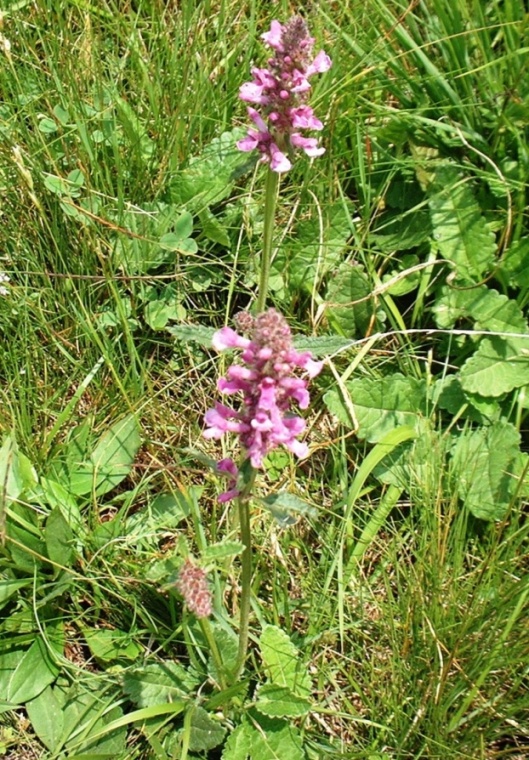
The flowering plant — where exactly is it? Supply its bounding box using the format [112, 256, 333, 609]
[237, 16, 332, 172]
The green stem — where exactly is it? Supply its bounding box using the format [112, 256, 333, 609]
[233, 468, 257, 680]
[256, 167, 280, 313]
[200, 617, 227, 690]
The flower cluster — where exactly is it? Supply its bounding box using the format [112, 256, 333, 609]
[204, 309, 322, 499]
[237, 16, 332, 173]
[176, 559, 212, 619]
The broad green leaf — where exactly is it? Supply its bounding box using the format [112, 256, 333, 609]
[254, 684, 310, 718]
[325, 261, 377, 337]
[293, 334, 355, 357]
[39, 477, 84, 537]
[167, 323, 215, 347]
[168, 129, 252, 209]
[433, 375, 500, 423]
[126, 491, 189, 534]
[123, 662, 199, 708]
[500, 238, 529, 289]
[222, 717, 304, 760]
[144, 297, 186, 330]
[26, 684, 65, 751]
[2, 637, 60, 705]
[371, 208, 432, 252]
[450, 421, 522, 520]
[188, 706, 226, 752]
[207, 626, 238, 684]
[259, 492, 317, 526]
[61, 683, 126, 756]
[45, 506, 74, 566]
[38, 117, 58, 134]
[273, 200, 353, 291]
[324, 374, 428, 441]
[428, 165, 496, 282]
[89, 414, 141, 495]
[202, 540, 244, 561]
[460, 337, 529, 397]
[0, 579, 32, 610]
[82, 628, 142, 664]
[259, 625, 311, 698]
[433, 284, 528, 332]
[198, 208, 231, 248]
[0, 434, 37, 503]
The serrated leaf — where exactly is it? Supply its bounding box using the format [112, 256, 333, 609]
[371, 208, 432, 251]
[202, 540, 244, 561]
[428, 165, 496, 282]
[259, 492, 317, 526]
[122, 662, 198, 708]
[222, 718, 304, 760]
[168, 129, 252, 209]
[324, 374, 428, 441]
[274, 200, 353, 291]
[460, 337, 529, 397]
[325, 261, 377, 336]
[167, 323, 215, 347]
[292, 334, 355, 357]
[254, 684, 310, 718]
[433, 284, 528, 333]
[433, 375, 500, 423]
[500, 239, 529, 289]
[188, 706, 226, 752]
[259, 625, 311, 698]
[82, 628, 142, 663]
[450, 421, 522, 520]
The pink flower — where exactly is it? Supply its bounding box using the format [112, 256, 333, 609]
[236, 16, 331, 172]
[204, 309, 322, 475]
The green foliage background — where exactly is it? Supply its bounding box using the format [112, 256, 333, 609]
[0, 0, 528, 758]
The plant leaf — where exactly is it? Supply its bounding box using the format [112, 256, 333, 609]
[188, 706, 226, 752]
[259, 625, 311, 698]
[26, 685, 65, 751]
[123, 662, 198, 708]
[450, 421, 522, 520]
[324, 373, 428, 441]
[428, 164, 496, 282]
[254, 684, 310, 718]
[325, 261, 378, 336]
[459, 337, 529, 397]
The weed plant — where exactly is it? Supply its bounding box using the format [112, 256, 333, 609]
[0, 1, 528, 758]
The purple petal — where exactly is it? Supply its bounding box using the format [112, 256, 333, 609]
[212, 326, 250, 351]
[247, 107, 269, 134]
[307, 50, 332, 76]
[289, 105, 323, 131]
[290, 133, 325, 157]
[269, 143, 291, 173]
[239, 82, 268, 104]
[261, 20, 284, 51]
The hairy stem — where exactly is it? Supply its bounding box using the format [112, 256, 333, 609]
[256, 167, 280, 313]
[233, 468, 257, 680]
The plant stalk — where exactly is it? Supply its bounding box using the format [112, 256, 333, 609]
[233, 467, 256, 680]
[256, 167, 279, 313]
